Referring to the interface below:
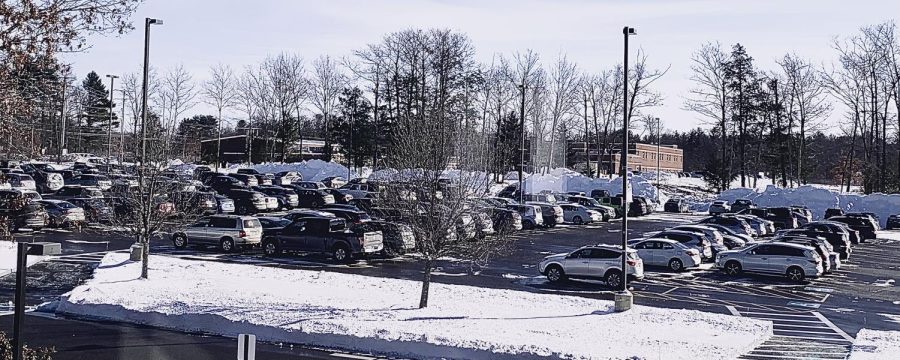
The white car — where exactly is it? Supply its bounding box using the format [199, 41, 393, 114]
[586, 209, 604, 223]
[709, 200, 730, 215]
[631, 239, 702, 272]
[264, 196, 279, 211]
[559, 203, 593, 225]
[7, 173, 37, 191]
[538, 245, 644, 288]
[715, 242, 823, 282]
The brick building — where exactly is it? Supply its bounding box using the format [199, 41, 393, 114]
[567, 141, 684, 175]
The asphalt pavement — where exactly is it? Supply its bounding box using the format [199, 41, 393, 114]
[3, 212, 899, 360]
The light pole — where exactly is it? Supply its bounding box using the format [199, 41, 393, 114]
[137, 17, 162, 278]
[616, 25, 636, 313]
[517, 82, 527, 204]
[655, 116, 661, 200]
[119, 89, 126, 163]
[105, 74, 118, 163]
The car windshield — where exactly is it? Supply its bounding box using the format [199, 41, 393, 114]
[56, 202, 77, 209]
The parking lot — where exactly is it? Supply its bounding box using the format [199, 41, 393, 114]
[5, 212, 900, 359]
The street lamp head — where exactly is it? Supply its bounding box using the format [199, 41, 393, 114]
[624, 26, 636, 35]
[148, 18, 163, 25]
[105, 74, 119, 79]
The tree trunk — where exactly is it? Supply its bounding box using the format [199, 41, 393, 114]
[419, 258, 433, 308]
[140, 233, 150, 279]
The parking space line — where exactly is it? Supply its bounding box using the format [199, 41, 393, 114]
[660, 286, 679, 295]
[726, 305, 741, 316]
[773, 328, 846, 335]
[771, 334, 852, 343]
[811, 311, 854, 341]
[741, 311, 817, 318]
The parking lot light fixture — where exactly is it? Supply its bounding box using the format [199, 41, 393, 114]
[616, 25, 637, 313]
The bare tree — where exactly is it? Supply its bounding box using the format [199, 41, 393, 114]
[684, 42, 730, 190]
[203, 64, 238, 169]
[262, 53, 308, 161]
[778, 53, 832, 183]
[159, 64, 197, 158]
[310, 55, 347, 161]
[545, 54, 581, 169]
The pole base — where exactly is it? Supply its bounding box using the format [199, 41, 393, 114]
[130, 244, 144, 262]
[614, 290, 633, 312]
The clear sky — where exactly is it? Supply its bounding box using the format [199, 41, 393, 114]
[63, 0, 900, 132]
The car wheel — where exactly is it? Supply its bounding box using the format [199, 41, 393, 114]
[263, 239, 281, 257]
[313, 200, 322, 208]
[237, 205, 249, 215]
[219, 238, 235, 253]
[668, 258, 684, 272]
[545, 265, 566, 283]
[573, 216, 583, 225]
[523, 220, 534, 230]
[172, 234, 188, 249]
[724, 261, 742, 276]
[332, 245, 351, 263]
[786, 266, 806, 283]
[603, 214, 610, 222]
[604, 270, 623, 289]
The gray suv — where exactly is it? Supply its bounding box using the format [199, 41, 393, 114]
[172, 215, 263, 252]
[715, 242, 823, 282]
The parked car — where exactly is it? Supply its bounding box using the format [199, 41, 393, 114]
[564, 195, 613, 221]
[252, 185, 299, 210]
[526, 201, 564, 228]
[273, 171, 302, 185]
[772, 235, 840, 273]
[256, 216, 292, 237]
[730, 199, 756, 213]
[766, 207, 803, 229]
[287, 187, 335, 208]
[589, 189, 611, 200]
[824, 208, 845, 219]
[887, 214, 900, 230]
[829, 216, 877, 241]
[708, 200, 730, 215]
[715, 242, 823, 282]
[791, 206, 814, 224]
[172, 215, 262, 252]
[538, 245, 644, 288]
[228, 173, 259, 187]
[6, 173, 37, 191]
[360, 220, 416, 256]
[339, 182, 379, 200]
[282, 209, 336, 222]
[664, 198, 690, 213]
[25, 170, 65, 193]
[845, 212, 881, 231]
[699, 223, 753, 245]
[633, 196, 654, 215]
[0, 190, 47, 231]
[699, 216, 755, 238]
[214, 194, 235, 214]
[45, 185, 104, 200]
[294, 181, 327, 190]
[630, 239, 702, 272]
[732, 214, 775, 236]
[65, 174, 112, 191]
[323, 188, 352, 204]
[506, 204, 543, 229]
[206, 175, 248, 194]
[261, 216, 383, 262]
[67, 197, 113, 223]
[38, 199, 85, 228]
[222, 189, 268, 215]
[647, 229, 714, 260]
[784, 224, 852, 259]
[192, 165, 213, 179]
[560, 203, 594, 225]
[320, 176, 348, 189]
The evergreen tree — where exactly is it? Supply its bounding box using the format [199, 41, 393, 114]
[79, 71, 118, 153]
[724, 44, 758, 187]
[495, 112, 523, 173]
[332, 87, 375, 170]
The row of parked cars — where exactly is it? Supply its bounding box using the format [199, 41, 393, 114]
[538, 200, 878, 287]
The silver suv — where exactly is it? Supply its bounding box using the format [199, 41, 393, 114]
[539, 245, 644, 288]
[715, 242, 823, 282]
[172, 215, 263, 252]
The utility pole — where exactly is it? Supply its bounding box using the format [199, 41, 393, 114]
[119, 89, 126, 163]
[517, 82, 527, 203]
[59, 75, 69, 163]
[616, 25, 636, 313]
[138, 17, 163, 279]
[655, 117, 661, 201]
[106, 74, 118, 164]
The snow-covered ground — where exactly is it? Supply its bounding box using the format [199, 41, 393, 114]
[57, 253, 772, 360]
[848, 329, 900, 360]
[0, 241, 47, 278]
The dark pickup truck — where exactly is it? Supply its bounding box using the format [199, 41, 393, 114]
[261, 216, 384, 262]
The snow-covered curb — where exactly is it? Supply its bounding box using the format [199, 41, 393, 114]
[848, 329, 900, 360]
[0, 241, 47, 278]
[57, 253, 771, 359]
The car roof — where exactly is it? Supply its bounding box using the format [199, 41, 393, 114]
[635, 238, 680, 245]
[756, 242, 815, 251]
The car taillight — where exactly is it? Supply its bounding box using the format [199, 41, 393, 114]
[239, 230, 247, 238]
[685, 250, 699, 256]
[626, 259, 637, 266]
[357, 236, 365, 245]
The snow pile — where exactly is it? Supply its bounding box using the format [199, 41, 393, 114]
[848, 329, 900, 360]
[716, 185, 900, 227]
[508, 168, 661, 205]
[57, 253, 772, 360]
[227, 160, 371, 181]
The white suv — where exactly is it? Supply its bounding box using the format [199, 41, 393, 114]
[715, 242, 823, 282]
[539, 245, 644, 288]
[172, 215, 263, 252]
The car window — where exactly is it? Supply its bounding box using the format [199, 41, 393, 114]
[209, 217, 237, 228]
[242, 219, 261, 229]
[753, 245, 773, 255]
[191, 220, 209, 227]
[661, 242, 675, 250]
[571, 249, 590, 258]
[591, 249, 620, 259]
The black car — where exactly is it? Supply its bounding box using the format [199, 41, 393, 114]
[320, 176, 347, 189]
[206, 175, 247, 194]
[825, 208, 844, 219]
[222, 189, 268, 215]
[356, 220, 416, 256]
[321, 207, 372, 224]
[664, 198, 689, 213]
[887, 214, 900, 230]
[282, 209, 336, 222]
[590, 189, 610, 200]
[261, 216, 383, 262]
[256, 216, 292, 237]
[829, 216, 877, 241]
[228, 173, 259, 187]
[323, 188, 353, 204]
[67, 197, 113, 223]
[779, 227, 851, 260]
[766, 207, 802, 229]
[730, 199, 755, 213]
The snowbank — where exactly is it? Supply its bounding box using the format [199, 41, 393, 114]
[506, 168, 661, 206]
[227, 160, 371, 182]
[57, 253, 771, 360]
[848, 329, 900, 360]
[717, 185, 900, 227]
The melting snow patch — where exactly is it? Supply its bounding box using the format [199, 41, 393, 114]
[58, 253, 772, 360]
[848, 329, 900, 360]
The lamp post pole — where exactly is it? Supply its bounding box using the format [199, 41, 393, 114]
[616, 25, 636, 313]
[518, 82, 527, 203]
[656, 117, 661, 201]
